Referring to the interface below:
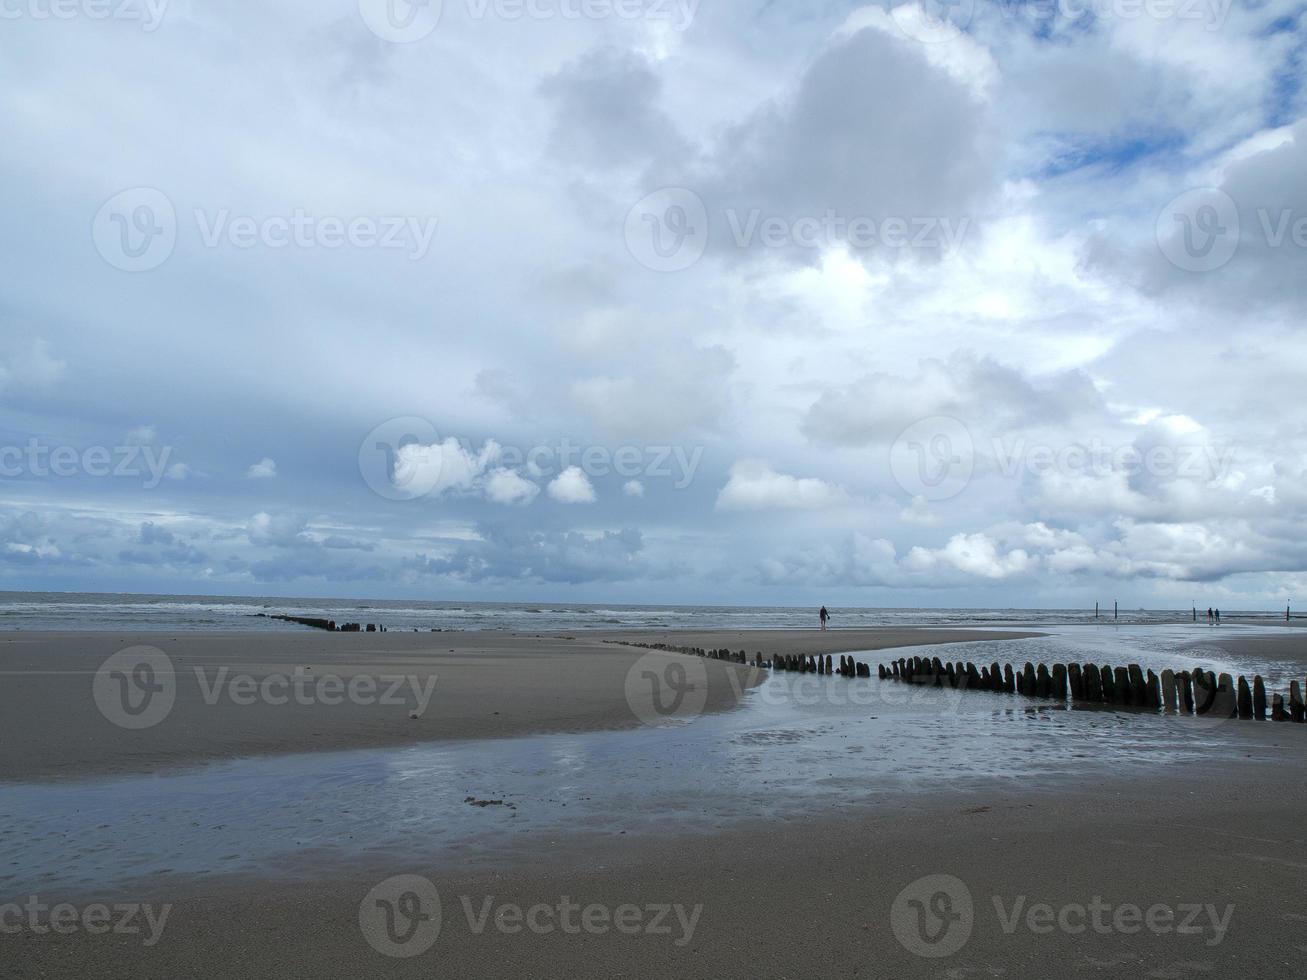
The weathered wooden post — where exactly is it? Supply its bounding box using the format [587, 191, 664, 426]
[825, 655, 833, 674]
[967, 663, 982, 689]
[1291, 681, 1305, 723]
[1035, 664, 1051, 698]
[1068, 663, 1083, 700]
[1253, 676, 1267, 720]
[1114, 666, 1131, 705]
[1216, 673, 1237, 718]
[1003, 664, 1015, 693]
[1085, 664, 1103, 702]
[1272, 693, 1289, 721]
[989, 662, 1001, 691]
[1193, 670, 1214, 714]
[1100, 665, 1115, 703]
[1145, 670, 1161, 710]
[1127, 665, 1147, 707]
[1051, 663, 1068, 700]
[1021, 663, 1036, 697]
[1178, 670, 1194, 714]
[1161, 669, 1177, 712]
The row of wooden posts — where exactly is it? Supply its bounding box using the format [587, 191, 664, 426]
[607, 640, 1306, 723]
[876, 654, 1307, 722]
[606, 640, 872, 677]
[260, 614, 387, 633]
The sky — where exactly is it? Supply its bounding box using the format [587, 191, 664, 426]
[1, 0, 1306, 607]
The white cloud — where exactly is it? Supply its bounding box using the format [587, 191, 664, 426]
[899, 495, 939, 526]
[623, 479, 645, 497]
[484, 467, 540, 506]
[246, 457, 277, 479]
[716, 460, 851, 511]
[393, 439, 501, 498]
[547, 466, 597, 504]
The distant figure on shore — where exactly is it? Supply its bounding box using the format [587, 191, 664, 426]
[1215, 608, 1221, 626]
[1207, 607, 1214, 625]
[819, 606, 829, 631]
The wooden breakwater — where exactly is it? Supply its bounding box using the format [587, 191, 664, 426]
[604, 640, 871, 677]
[257, 614, 388, 633]
[875, 654, 1307, 723]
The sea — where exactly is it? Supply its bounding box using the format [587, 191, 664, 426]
[0, 591, 1283, 632]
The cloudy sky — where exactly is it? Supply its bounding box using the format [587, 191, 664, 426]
[1, 0, 1305, 607]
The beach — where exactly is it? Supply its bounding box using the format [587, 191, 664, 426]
[0, 627, 1038, 781]
[4, 624, 1307, 978]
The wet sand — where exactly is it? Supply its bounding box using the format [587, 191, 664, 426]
[6, 625, 1307, 978]
[0, 627, 1035, 780]
[6, 767, 1305, 978]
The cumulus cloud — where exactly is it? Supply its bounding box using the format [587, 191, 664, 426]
[484, 467, 540, 506]
[623, 479, 645, 497]
[716, 460, 851, 511]
[246, 457, 277, 479]
[547, 466, 597, 504]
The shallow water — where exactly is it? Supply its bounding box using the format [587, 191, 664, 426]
[3, 625, 1302, 897]
[2, 590, 1283, 632]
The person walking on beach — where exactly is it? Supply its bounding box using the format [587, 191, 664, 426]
[819, 606, 829, 631]
[1207, 607, 1213, 625]
[1215, 608, 1221, 626]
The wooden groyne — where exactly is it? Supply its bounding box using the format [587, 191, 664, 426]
[257, 614, 388, 633]
[876, 654, 1307, 723]
[604, 640, 871, 677]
